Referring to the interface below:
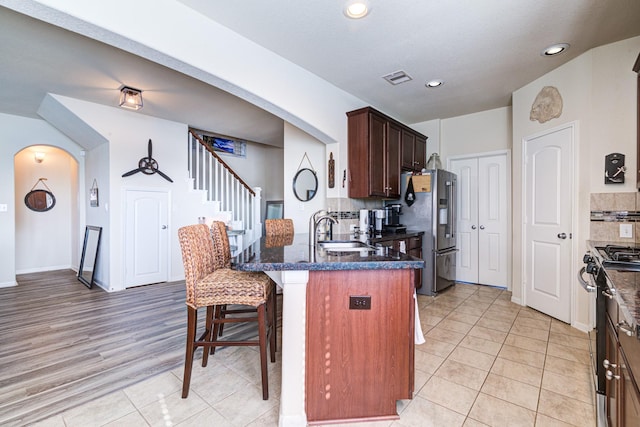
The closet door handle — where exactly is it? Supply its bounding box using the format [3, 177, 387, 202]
[479, 225, 485, 230]
[471, 225, 477, 230]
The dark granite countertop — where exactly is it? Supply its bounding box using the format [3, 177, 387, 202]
[232, 233, 425, 272]
[587, 240, 640, 336]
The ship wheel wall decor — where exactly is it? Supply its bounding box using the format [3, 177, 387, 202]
[122, 139, 173, 182]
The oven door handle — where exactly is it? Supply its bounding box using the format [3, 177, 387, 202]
[578, 266, 597, 292]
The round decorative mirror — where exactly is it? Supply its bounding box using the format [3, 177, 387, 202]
[24, 189, 56, 212]
[293, 168, 318, 201]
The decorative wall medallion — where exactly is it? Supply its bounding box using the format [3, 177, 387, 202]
[530, 86, 563, 123]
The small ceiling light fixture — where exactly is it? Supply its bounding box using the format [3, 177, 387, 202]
[344, 0, 370, 19]
[119, 86, 143, 110]
[34, 152, 45, 163]
[541, 43, 570, 57]
[425, 79, 444, 88]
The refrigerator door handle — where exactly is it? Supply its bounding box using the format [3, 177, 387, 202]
[447, 179, 456, 239]
[435, 248, 459, 256]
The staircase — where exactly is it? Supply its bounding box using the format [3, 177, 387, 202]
[188, 130, 262, 253]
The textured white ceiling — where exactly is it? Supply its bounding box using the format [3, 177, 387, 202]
[179, 0, 640, 123]
[1, 0, 639, 147]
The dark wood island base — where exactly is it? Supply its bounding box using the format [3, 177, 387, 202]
[305, 269, 415, 424]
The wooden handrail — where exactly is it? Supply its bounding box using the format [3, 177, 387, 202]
[189, 130, 255, 196]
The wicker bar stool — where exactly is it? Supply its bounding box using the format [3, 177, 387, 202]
[264, 218, 294, 247]
[178, 223, 276, 400]
[209, 221, 276, 349]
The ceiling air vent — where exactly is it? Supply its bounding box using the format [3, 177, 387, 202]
[382, 70, 412, 85]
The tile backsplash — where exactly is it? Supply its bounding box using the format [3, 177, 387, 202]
[590, 192, 640, 243]
[327, 197, 384, 234]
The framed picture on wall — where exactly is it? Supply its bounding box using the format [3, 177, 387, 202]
[90, 179, 99, 207]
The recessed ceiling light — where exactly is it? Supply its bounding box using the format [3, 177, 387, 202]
[425, 80, 444, 88]
[541, 43, 570, 57]
[344, 1, 370, 19]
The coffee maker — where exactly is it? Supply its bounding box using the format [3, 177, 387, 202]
[384, 204, 406, 233]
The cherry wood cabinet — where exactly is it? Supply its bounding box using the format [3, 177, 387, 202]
[604, 289, 640, 427]
[305, 269, 414, 424]
[401, 129, 426, 172]
[392, 235, 423, 290]
[606, 317, 620, 427]
[348, 107, 427, 199]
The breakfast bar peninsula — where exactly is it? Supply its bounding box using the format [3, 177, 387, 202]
[233, 233, 424, 426]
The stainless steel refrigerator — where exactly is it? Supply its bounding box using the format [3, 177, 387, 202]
[398, 169, 457, 295]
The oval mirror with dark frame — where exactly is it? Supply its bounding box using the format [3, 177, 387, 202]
[78, 225, 102, 289]
[293, 168, 318, 201]
[24, 189, 56, 212]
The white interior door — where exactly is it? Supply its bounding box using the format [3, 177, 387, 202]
[451, 158, 478, 283]
[477, 155, 508, 287]
[524, 125, 573, 323]
[125, 189, 169, 287]
[451, 153, 508, 287]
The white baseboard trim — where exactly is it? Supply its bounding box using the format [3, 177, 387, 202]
[511, 295, 522, 305]
[0, 280, 17, 288]
[572, 320, 592, 333]
[15, 264, 73, 275]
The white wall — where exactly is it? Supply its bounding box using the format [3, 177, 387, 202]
[217, 140, 285, 217]
[412, 108, 512, 171]
[0, 113, 85, 287]
[50, 95, 193, 291]
[409, 119, 441, 166]
[512, 36, 640, 328]
[440, 107, 512, 160]
[14, 146, 76, 273]
[284, 123, 327, 232]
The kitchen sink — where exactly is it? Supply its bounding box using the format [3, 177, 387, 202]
[317, 240, 376, 252]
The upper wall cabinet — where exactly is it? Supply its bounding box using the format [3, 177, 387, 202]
[401, 129, 426, 172]
[347, 107, 427, 199]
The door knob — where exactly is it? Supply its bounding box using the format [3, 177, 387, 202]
[479, 225, 485, 230]
[161, 225, 167, 229]
[471, 225, 477, 230]
[557, 232, 567, 239]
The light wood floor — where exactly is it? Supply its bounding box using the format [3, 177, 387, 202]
[0, 270, 208, 426]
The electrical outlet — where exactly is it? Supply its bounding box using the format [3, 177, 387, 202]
[349, 295, 371, 310]
[0, 204, 7, 212]
[620, 223, 633, 238]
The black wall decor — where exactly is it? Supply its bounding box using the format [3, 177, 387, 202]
[605, 153, 626, 184]
[122, 139, 173, 182]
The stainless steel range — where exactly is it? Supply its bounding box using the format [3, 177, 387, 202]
[580, 243, 640, 427]
[595, 244, 640, 269]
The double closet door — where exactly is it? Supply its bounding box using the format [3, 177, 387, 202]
[449, 152, 509, 287]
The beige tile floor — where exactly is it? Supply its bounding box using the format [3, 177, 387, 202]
[32, 283, 595, 427]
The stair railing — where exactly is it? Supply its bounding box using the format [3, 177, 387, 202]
[188, 130, 262, 248]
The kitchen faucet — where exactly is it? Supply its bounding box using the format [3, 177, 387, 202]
[309, 210, 338, 246]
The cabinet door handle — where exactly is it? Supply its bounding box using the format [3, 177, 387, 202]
[479, 225, 485, 230]
[557, 232, 567, 239]
[606, 370, 620, 381]
[602, 290, 614, 299]
[617, 322, 634, 337]
[471, 225, 477, 230]
[603, 359, 618, 369]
